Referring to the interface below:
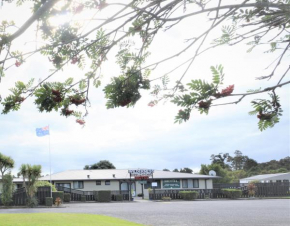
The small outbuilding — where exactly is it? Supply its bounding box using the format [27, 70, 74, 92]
[240, 172, 290, 183]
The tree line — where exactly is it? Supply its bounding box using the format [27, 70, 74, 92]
[200, 150, 289, 183]
[163, 150, 289, 183]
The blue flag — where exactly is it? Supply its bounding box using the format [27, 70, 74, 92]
[36, 126, 49, 137]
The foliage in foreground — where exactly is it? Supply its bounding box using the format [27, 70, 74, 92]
[0, 0, 289, 130]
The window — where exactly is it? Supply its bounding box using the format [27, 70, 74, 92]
[145, 181, 161, 189]
[193, 179, 199, 188]
[283, 180, 289, 182]
[96, 180, 101, 185]
[73, 181, 84, 189]
[56, 183, 71, 188]
[182, 180, 188, 188]
[105, 180, 110, 185]
[276, 180, 282, 183]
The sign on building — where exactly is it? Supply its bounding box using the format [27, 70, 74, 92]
[135, 176, 149, 180]
[163, 179, 180, 188]
[128, 169, 154, 176]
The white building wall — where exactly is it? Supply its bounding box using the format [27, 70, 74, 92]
[54, 180, 120, 191]
[267, 174, 290, 182]
[83, 181, 119, 191]
[135, 182, 143, 195]
[206, 180, 213, 189]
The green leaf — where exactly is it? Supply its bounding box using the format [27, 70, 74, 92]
[79, 80, 87, 91]
[65, 78, 74, 86]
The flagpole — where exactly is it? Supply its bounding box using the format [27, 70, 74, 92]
[48, 125, 52, 198]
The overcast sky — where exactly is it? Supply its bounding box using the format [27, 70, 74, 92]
[0, 1, 289, 176]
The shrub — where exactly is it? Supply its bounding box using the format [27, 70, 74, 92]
[179, 191, 199, 200]
[221, 189, 242, 199]
[55, 197, 62, 207]
[137, 193, 143, 197]
[45, 197, 53, 206]
[81, 195, 86, 202]
[115, 194, 123, 201]
[97, 190, 111, 202]
[64, 193, 71, 202]
[247, 182, 257, 196]
[161, 196, 171, 201]
[35, 181, 57, 192]
[27, 196, 38, 207]
[1, 174, 14, 206]
[52, 191, 64, 203]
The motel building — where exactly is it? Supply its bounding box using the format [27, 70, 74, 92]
[34, 169, 219, 199]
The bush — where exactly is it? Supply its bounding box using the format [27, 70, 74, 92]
[45, 197, 53, 206]
[93, 191, 98, 201]
[137, 193, 143, 197]
[247, 182, 257, 196]
[52, 191, 64, 203]
[97, 190, 111, 202]
[64, 193, 71, 202]
[161, 196, 171, 201]
[81, 195, 86, 202]
[35, 181, 57, 192]
[27, 196, 38, 207]
[55, 197, 62, 207]
[221, 189, 242, 199]
[179, 191, 199, 200]
[115, 194, 123, 201]
[1, 174, 14, 206]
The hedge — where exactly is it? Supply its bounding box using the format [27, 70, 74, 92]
[64, 193, 71, 202]
[97, 190, 111, 202]
[52, 191, 64, 203]
[161, 196, 171, 201]
[115, 194, 123, 201]
[221, 189, 242, 199]
[45, 197, 53, 206]
[179, 191, 199, 200]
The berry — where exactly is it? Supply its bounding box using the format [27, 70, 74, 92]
[198, 100, 211, 109]
[71, 57, 79, 64]
[15, 61, 21, 67]
[221, 85, 234, 96]
[70, 98, 86, 106]
[119, 99, 131, 107]
[73, 4, 84, 14]
[76, 119, 85, 125]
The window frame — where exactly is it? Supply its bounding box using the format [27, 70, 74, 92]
[193, 179, 199, 188]
[182, 179, 188, 188]
[73, 181, 84, 189]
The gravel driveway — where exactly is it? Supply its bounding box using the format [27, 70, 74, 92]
[1, 199, 289, 226]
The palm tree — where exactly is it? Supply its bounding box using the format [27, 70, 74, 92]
[18, 164, 42, 206]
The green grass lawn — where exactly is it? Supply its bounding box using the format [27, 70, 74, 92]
[0, 213, 144, 226]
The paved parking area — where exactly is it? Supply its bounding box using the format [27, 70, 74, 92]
[1, 199, 289, 226]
